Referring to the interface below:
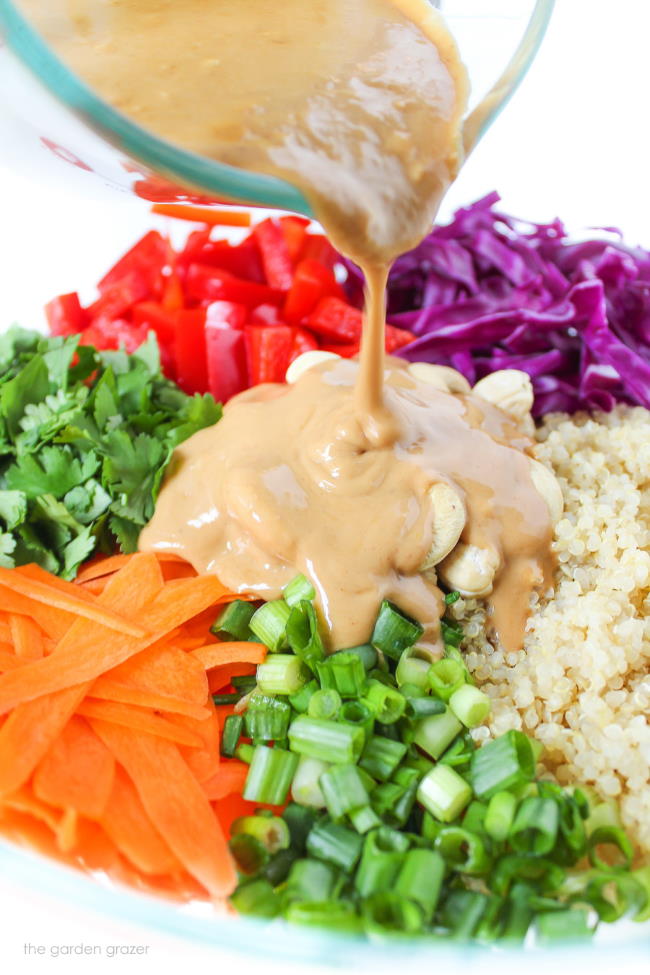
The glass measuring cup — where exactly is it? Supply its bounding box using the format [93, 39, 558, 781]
[0, 0, 555, 212]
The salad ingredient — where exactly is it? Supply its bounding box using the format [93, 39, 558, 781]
[140, 357, 554, 652]
[459, 404, 650, 856]
[0, 552, 263, 898]
[0, 328, 219, 578]
[382, 192, 650, 415]
[150, 205, 251, 228]
[222, 582, 645, 940]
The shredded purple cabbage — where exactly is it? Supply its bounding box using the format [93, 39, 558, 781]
[344, 192, 650, 415]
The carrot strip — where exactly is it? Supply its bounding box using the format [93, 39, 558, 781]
[177, 706, 221, 783]
[9, 614, 44, 660]
[151, 203, 251, 227]
[77, 700, 203, 748]
[75, 553, 136, 583]
[57, 807, 79, 853]
[100, 767, 181, 875]
[0, 574, 226, 715]
[0, 554, 163, 793]
[0, 567, 147, 638]
[0, 587, 73, 642]
[202, 762, 248, 801]
[90, 678, 210, 722]
[0, 620, 13, 643]
[33, 715, 115, 820]
[192, 642, 267, 669]
[0, 651, 27, 673]
[109, 646, 208, 705]
[79, 579, 108, 596]
[208, 662, 256, 694]
[2, 786, 62, 833]
[91, 719, 236, 898]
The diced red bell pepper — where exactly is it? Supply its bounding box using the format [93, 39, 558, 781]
[253, 219, 294, 290]
[279, 215, 310, 263]
[385, 324, 415, 352]
[79, 319, 149, 354]
[206, 300, 247, 331]
[306, 296, 362, 342]
[161, 272, 185, 311]
[245, 325, 293, 385]
[320, 342, 360, 359]
[45, 292, 87, 337]
[205, 318, 248, 403]
[182, 238, 264, 282]
[97, 230, 171, 298]
[132, 302, 178, 348]
[175, 309, 209, 394]
[87, 270, 152, 326]
[289, 327, 319, 362]
[301, 234, 339, 270]
[251, 303, 281, 325]
[185, 265, 285, 307]
[283, 259, 345, 325]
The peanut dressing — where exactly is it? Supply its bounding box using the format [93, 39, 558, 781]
[22, 0, 556, 650]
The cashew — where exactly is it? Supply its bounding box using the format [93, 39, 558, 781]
[419, 482, 466, 570]
[437, 542, 500, 598]
[286, 350, 340, 384]
[529, 458, 564, 525]
[408, 362, 471, 395]
[472, 369, 534, 420]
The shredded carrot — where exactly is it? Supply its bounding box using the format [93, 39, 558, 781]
[151, 203, 252, 227]
[101, 767, 181, 875]
[33, 715, 115, 820]
[0, 651, 25, 673]
[109, 645, 208, 705]
[176, 706, 221, 783]
[9, 615, 44, 660]
[192, 641, 267, 669]
[92, 719, 236, 898]
[90, 678, 210, 722]
[202, 762, 248, 801]
[77, 700, 204, 748]
[208, 662, 257, 695]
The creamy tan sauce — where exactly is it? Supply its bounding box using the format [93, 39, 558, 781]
[22, 0, 554, 650]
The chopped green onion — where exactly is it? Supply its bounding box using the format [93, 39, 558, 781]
[231, 815, 290, 854]
[632, 865, 650, 922]
[363, 679, 405, 724]
[374, 825, 412, 854]
[413, 707, 462, 760]
[361, 892, 424, 935]
[435, 826, 490, 875]
[587, 825, 634, 872]
[319, 764, 370, 821]
[585, 796, 621, 835]
[438, 730, 475, 769]
[583, 870, 647, 923]
[449, 683, 491, 728]
[417, 764, 472, 823]
[461, 800, 488, 835]
[500, 883, 534, 943]
[244, 693, 291, 742]
[355, 831, 401, 897]
[229, 833, 269, 875]
[509, 797, 560, 856]
[231, 674, 257, 693]
[285, 858, 337, 903]
[262, 848, 296, 886]
[440, 618, 463, 648]
[288, 715, 365, 764]
[307, 688, 341, 721]
[339, 643, 378, 672]
[212, 691, 243, 705]
[491, 855, 565, 898]
[535, 907, 593, 944]
[339, 700, 375, 736]
[349, 804, 382, 834]
[230, 878, 281, 918]
[404, 695, 446, 719]
[557, 795, 587, 857]
[371, 601, 423, 660]
[389, 767, 421, 827]
[256, 654, 307, 695]
[235, 742, 254, 764]
[291, 755, 329, 808]
[428, 658, 466, 701]
[371, 782, 405, 818]
[220, 714, 243, 758]
[211, 600, 257, 641]
[394, 849, 445, 919]
[249, 599, 291, 652]
[421, 811, 443, 844]
[286, 600, 325, 667]
[283, 573, 315, 607]
[285, 900, 362, 932]
[470, 730, 536, 799]
[243, 745, 298, 805]
[283, 802, 317, 855]
[306, 819, 363, 872]
[359, 735, 407, 782]
[440, 889, 489, 940]
[288, 678, 319, 714]
[317, 651, 367, 698]
[395, 647, 433, 689]
[484, 790, 517, 842]
[444, 591, 460, 605]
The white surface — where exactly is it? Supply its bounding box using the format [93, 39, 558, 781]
[0, 0, 649, 971]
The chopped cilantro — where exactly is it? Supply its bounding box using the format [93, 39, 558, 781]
[0, 328, 221, 578]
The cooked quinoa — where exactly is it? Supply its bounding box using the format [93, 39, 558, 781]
[455, 405, 650, 856]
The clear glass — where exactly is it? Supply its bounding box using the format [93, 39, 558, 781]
[0, 0, 555, 212]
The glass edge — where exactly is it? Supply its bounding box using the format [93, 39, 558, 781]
[0, 0, 314, 216]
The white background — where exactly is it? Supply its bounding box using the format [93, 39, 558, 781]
[0, 1, 649, 973]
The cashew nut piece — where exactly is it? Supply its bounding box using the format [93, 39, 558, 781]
[529, 458, 564, 525]
[419, 482, 466, 570]
[472, 369, 534, 420]
[437, 542, 500, 598]
[408, 362, 471, 395]
[286, 350, 340, 384]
